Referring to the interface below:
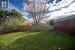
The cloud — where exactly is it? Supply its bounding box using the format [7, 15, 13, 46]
[48, 0, 75, 19]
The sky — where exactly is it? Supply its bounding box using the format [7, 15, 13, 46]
[9, 0, 23, 11]
[9, 0, 75, 22]
[48, 0, 75, 19]
[9, 0, 57, 12]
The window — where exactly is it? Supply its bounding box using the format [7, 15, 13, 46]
[1, 1, 7, 7]
[1, 1, 3, 7]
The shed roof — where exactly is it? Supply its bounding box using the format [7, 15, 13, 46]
[54, 14, 75, 23]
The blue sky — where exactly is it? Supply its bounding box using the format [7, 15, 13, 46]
[9, 0, 57, 19]
[9, 0, 23, 11]
[9, 0, 61, 11]
[9, 0, 75, 20]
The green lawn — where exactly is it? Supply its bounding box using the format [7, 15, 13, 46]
[0, 31, 75, 50]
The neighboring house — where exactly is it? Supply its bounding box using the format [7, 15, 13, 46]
[0, 0, 9, 8]
[54, 14, 75, 35]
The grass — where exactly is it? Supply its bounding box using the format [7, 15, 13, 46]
[0, 31, 75, 50]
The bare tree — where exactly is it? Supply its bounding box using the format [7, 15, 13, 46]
[24, 0, 51, 25]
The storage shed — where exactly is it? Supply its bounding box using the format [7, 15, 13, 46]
[54, 14, 75, 35]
